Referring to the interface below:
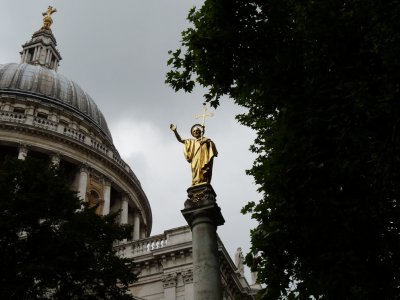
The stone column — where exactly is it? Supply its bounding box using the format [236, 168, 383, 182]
[140, 226, 146, 239]
[162, 273, 177, 300]
[21, 50, 26, 63]
[77, 165, 88, 201]
[37, 47, 42, 63]
[133, 210, 140, 240]
[18, 144, 29, 160]
[181, 184, 224, 300]
[120, 195, 129, 225]
[44, 49, 49, 64]
[102, 180, 111, 215]
[32, 47, 38, 61]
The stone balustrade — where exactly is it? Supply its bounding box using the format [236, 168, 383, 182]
[0, 108, 140, 182]
[63, 126, 85, 143]
[115, 226, 193, 258]
[34, 116, 58, 131]
[90, 138, 109, 156]
[0, 111, 26, 123]
[116, 233, 168, 258]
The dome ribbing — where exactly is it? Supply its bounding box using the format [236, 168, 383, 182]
[0, 63, 113, 143]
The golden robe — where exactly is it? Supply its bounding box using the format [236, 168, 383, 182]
[184, 137, 218, 185]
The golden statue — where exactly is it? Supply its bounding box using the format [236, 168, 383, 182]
[42, 6, 57, 30]
[170, 105, 218, 186]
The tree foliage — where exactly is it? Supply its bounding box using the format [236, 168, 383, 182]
[0, 157, 135, 299]
[166, 0, 400, 298]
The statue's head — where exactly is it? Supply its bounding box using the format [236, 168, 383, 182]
[191, 124, 204, 138]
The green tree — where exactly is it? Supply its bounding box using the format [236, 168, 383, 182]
[0, 157, 135, 299]
[166, 0, 400, 298]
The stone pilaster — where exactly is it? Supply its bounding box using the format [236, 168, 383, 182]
[181, 183, 225, 300]
[182, 269, 194, 299]
[162, 273, 177, 300]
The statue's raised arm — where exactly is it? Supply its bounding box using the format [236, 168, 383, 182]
[170, 124, 184, 143]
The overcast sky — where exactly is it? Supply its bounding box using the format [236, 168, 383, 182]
[1, 0, 260, 280]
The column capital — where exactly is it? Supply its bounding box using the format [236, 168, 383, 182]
[182, 184, 224, 228]
[162, 273, 178, 288]
[18, 143, 29, 160]
[79, 163, 89, 173]
[185, 183, 217, 208]
[182, 269, 194, 284]
[121, 191, 130, 201]
[50, 152, 61, 166]
[102, 176, 112, 186]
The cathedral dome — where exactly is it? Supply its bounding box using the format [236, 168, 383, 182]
[0, 16, 152, 236]
[0, 63, 112, 143]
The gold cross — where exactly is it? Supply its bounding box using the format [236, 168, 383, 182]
[43, 6, 57, 18]
[195, 103, 214, 128]
[42, 6, 57, 30]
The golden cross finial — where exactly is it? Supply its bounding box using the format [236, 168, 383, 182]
[42, 6, 57, 30]
[195, 103, 214, 128]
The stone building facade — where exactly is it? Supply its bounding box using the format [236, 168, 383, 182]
[116, 226, 256, 300]
[0, 20, 257, 300]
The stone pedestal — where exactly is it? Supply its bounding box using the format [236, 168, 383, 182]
[181, 184, 225, 300]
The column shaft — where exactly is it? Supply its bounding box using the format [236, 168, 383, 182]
[120, 197, 129, 224]
[191, 215, 222, 300]
[37, 47, 42, 62]
[32, 47, 38, 61]
[77, 167, 88, 201]
[133, 211, 140, 240]
[140, 227, 146, 239]
[102, 182, 111, 215]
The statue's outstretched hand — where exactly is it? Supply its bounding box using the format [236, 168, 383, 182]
[170, 124, 177, 131]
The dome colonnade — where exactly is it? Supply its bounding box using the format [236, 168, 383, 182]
[0, 17, 152, 240]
